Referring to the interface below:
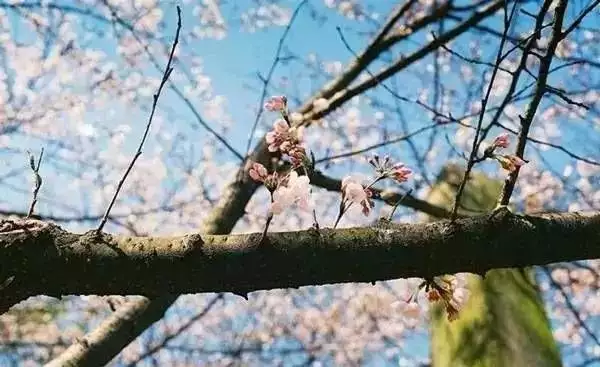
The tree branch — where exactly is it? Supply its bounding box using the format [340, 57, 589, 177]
[44, 296, 177, 367]
[1, 210, 599, 303]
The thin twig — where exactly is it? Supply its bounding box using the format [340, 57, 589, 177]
[451, 1, 517, 220]
[499, 0, 569, 205]
[245, 0, 307, 156]
[124, 294, 223, 367]
[315, 122, 440, 164]
[97, 6, 182, 233]
[387, 188, 413, 221]
[560, 0, 600, 39]
[546, 85, 590, 110]
[102, 1, 243, 161]
[26, 148, 44, 218]
[471, 0, 554, 149]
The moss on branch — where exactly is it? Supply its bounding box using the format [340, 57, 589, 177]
[0, 210, 599, 310]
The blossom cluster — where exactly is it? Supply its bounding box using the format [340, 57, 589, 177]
[264, 96, 309, 167]
[247, 96, 313, 215]
[423, 275, 469, 322]
[247, 95, 473, 322]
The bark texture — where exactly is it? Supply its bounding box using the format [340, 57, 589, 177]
[1, 209, 599, 306]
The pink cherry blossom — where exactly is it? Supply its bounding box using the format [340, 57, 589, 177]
[391, 163, 412, 183]
[247, 161, 268, 182]
[367, 154, 412, 184]
[264, 95, 287, 112]
[266, 119, 294, 152]
[492, 133, 510, 149]
[341, 176, 374, 216]
[265, 119, 306, 163]
[270, 171, 312, 214]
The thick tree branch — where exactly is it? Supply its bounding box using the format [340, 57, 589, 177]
[304, 0, 505, 123]
[1, 210, 599, 303]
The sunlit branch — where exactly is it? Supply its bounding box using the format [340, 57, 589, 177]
[1, 210, 600, 305]
[304, 0, 505, 124]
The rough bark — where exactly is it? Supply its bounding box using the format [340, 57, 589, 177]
[428, 164, 561, 367]
[1, 210, 600, 304]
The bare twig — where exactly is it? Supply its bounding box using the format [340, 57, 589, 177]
[97, 7, 182, 233]
[560, 0, 600, 39]
[546, 85, 590, 110]
[499, 0, 569, 205]
[315, 122, 440, 164]
[304, 0, 505, 124]
[102, 1, 243, 161]
[387, 188, 413, 221]
[471, 0, 554, 148]
[451, 1, 517, 220]
[26, 148, 44, 218]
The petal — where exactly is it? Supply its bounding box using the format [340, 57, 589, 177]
[249, 169, 260, 181]
[270, 201, 284, 214]
[266, 132, 276, 144]
[297, 197, 312, 211]
[254, 163, 268, 176]
[274, 119, 288, 132]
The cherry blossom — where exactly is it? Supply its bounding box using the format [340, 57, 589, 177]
[264, 95, 287, 112]
[270, 171, 312, 214]
[247, 161, 268, 182]
[492, 133, 510, 149]
[367, 154, 412, 183]
[341, 176, 374, 216]
[2, 1, 599, 364]
[265, 119, 304, 153]
[246, 161, 279, 191]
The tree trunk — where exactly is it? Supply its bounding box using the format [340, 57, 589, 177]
[428, 164, 562, 367]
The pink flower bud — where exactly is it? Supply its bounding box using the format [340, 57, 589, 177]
[273, 119, 288, 132]
[247, 162, 268, 182]
[392, 164, 412, 183]
[492, 133, 510, 149]
[264, 96, 287, 112]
